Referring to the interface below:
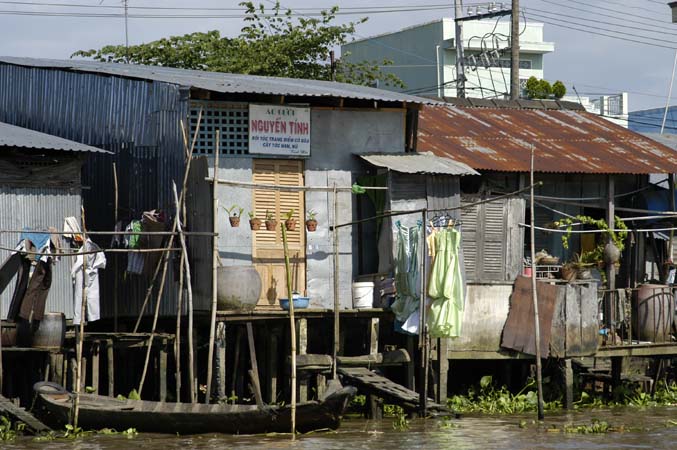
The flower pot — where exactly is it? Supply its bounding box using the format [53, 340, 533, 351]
[229, 216, 241, 227]
[285, 219, 297, 231]
[604, 242, 621, 265]
[249, 218, 262, 230]
[561, 265, 577, 282]
[305, 219, 317, 232]
[265, 219, 277, 231]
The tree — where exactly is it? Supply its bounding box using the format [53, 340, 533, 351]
[73, 2, 404, 88]
[552, 81, 566, 99]
[524, 76, 558, 99]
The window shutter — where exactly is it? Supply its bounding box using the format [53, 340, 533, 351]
[481, 199, 508, 279]
[460, 199, 480, 280]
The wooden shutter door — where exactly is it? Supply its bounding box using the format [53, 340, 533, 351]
[460, 199, 480, 281]
[252, 159, 305, 309]
[481, 199, 508, 280]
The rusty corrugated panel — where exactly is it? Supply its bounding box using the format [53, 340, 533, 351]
[418, 104, 677, 174]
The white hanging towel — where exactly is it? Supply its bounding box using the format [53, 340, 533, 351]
[72, 239, 107, 325]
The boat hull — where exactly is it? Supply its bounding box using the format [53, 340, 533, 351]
[37, 386, 356, 435]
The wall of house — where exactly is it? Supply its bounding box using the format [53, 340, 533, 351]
[212, 108, 406, 309]
[0, 64, 191, 319]
[0, 188, 82, 319]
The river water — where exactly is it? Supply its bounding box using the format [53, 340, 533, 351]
[5, 407, 677, 449]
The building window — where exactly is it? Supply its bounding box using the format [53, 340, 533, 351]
[190, 101, 249, 155]
[463, 55, 532, 70]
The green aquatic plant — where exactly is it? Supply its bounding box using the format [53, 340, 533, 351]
[391, 406, 408, 431]
[64, 424, 92, 439]
[0, 415, 24, 441]
[563, 419, 611, 434]
[447, 376, 561, 415]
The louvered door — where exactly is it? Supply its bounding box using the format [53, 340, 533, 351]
[252, 159, 305, 309]
[461, 196, 509, 281]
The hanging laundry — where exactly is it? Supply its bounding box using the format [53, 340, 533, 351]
[427, 228, 465, 339]
[140, 210, 165, 277]
[63, 216, 83, 244]
[391, 222, 421, 325]
[72, 239, 107, 325]
[125, 220, 144, 275]
[17, 260, 52, 322]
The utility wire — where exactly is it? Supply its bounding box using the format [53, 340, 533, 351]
[560, 0, 674, 24]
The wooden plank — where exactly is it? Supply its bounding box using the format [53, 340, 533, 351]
[437, 338, 449, 403]
[369, 318, 379, 355]
[0, 395, 50, 433]
[297, 318, 308, 402]
[337, 349, 410, 367]
[246, 323, 263, 407]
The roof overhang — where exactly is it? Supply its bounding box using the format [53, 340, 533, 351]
[358, 152, 479, 176]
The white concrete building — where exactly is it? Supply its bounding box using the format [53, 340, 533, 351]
[342, 18, 554, 99]
[561, 93, 629, 128]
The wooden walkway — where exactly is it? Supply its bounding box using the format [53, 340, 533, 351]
[338, 367, 449, 413]
[0, 394, 51, 433]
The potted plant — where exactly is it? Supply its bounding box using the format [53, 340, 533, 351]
[248, 211, 261, 231]
[264, 210, 277, 231]
[224, 205, 244, 227]
[305, 209, 318, 232]
[283, 209, 297, 231]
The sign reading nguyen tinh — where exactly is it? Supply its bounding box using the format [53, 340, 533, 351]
[248, 104, 311, 156]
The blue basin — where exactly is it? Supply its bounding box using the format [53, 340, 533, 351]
[279, 297, 309, 310]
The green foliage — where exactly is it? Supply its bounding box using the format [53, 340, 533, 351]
[73, 2, 404, 88]
[553, 215, 629, 267]
[552, 80, 566, 99]
[127, 389, 141, 400]
[349, 394, 366, 409]
[122, 427, 138, 437]
[283, 209, 295, 220]
[248, 211, 257, 220]
[563, 419, 611, 434]
[525, 76, 561, 99]
[224, 205, 244, 217]
[447, 376, 561, 414]
[306, 209, 317, 221]
[64, 424, 91, 439]
[265, 209, 275, 221]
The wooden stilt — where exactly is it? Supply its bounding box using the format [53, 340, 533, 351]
[160, 338, 168, 402]
[267, 327, 279, 403]
[91, 342, 100, 395]
[73, 207, 88, 428]
[281, 223, 297, 438]
[562, 359, 574, 409]
[205, 130, 220, 404]
[437, 338, 449, 404]
[107, 340, 114, 397]
[113, 162, 119, 333]
[246, 323, 263, 408]
[216, 322, 226, 400]
[297, 318, 308, 402]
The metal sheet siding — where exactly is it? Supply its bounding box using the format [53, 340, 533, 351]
[0, 64, 201, 319]
[418, 104, 677, 174]
[0, 186, 80, 319]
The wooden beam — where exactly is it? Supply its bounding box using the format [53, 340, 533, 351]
[106, 340, 114, 397]
[246, 323, 263, 407]
[437, 338, 449, 403]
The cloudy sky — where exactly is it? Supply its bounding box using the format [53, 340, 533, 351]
[0, 0, 674, 112]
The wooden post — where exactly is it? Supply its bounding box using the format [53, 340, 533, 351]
[205, 130, 220, 404]
[529, 145, 545, 421]
[246, 322, 263, 407]
[281, 222, 297, 438]
[175, 252, 184, 402]
[113, 162, 119, 332]
[172, 182, 197, 403]
[369, 318, 379, 355]
[106, 339, 114, 397]
[297, 318, 308, 402]
[437, 338, 449, 403]
[91, 341, 100, 395]
[669, 174, 676, 263]
[606, 176, 616, 330]
[332, 184, 340, 381]
[562, 359, 574, 409]
[419, 209, 429, 417]
[267, 327, 279, 404]
[73, 207, 88, 428]
[216, 322, 227, 400]
[611, 356, 622, 396]
[159, 338, 168, 402]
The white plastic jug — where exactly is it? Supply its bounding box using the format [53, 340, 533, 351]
[352, 281, 374, 309]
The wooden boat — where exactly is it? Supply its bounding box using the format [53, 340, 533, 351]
[34, 383, 356, 435]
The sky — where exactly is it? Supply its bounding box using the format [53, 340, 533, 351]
[0, 0, 674, 112]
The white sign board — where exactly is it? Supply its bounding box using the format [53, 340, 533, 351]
[248, 104, 311, 156]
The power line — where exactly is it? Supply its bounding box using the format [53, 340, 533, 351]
[535, 0, 677, 35]
[524, 11, 677, 50]
[561, 0, 673, 24]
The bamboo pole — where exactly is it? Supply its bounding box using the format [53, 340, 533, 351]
[113, 162, 119, 333]
[205, 130, 220, 404]
[174, 197, 185, 402]
[281, 222, 296, 438]
[73, 206, 88, 428]
[529, 145, 545, 421]
[332, 184, 339, 381]
[419, 209, 428, 417]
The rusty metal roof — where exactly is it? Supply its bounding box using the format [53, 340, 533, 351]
[418, 103, 677, 174]
[358, 152, 479, 176]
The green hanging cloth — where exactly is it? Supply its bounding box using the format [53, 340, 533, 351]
[427, 228, 464, 338]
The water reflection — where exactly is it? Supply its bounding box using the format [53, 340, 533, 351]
[4, 407, 676, 450]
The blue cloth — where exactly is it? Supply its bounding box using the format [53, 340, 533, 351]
[19, 230, 52, 261]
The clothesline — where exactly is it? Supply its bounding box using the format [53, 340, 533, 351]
[520, 223, 677, 233]
[208, 178, 388, 192]
[0, 245, 182, 257]
[332, 183, 541, 230]
[0, 229, 216, 237]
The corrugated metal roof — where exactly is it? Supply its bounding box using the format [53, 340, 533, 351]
[639, 132, 677, 150]
[0, 121, 109, 153]
[0, 56, 435, 104]
[418, 104, 677, 174]
[358, 152, 479, 175]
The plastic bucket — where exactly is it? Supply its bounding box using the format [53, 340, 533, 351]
[352, 282, 374, 309]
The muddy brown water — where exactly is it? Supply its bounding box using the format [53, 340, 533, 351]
[4, 407, 677, 449]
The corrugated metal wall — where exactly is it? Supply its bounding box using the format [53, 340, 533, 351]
[0, 63, 200, 319]
[0, 186, 81, 318]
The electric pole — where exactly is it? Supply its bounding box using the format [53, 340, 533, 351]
[510, 0, 520, 99]
[454, 0, 466, 98]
